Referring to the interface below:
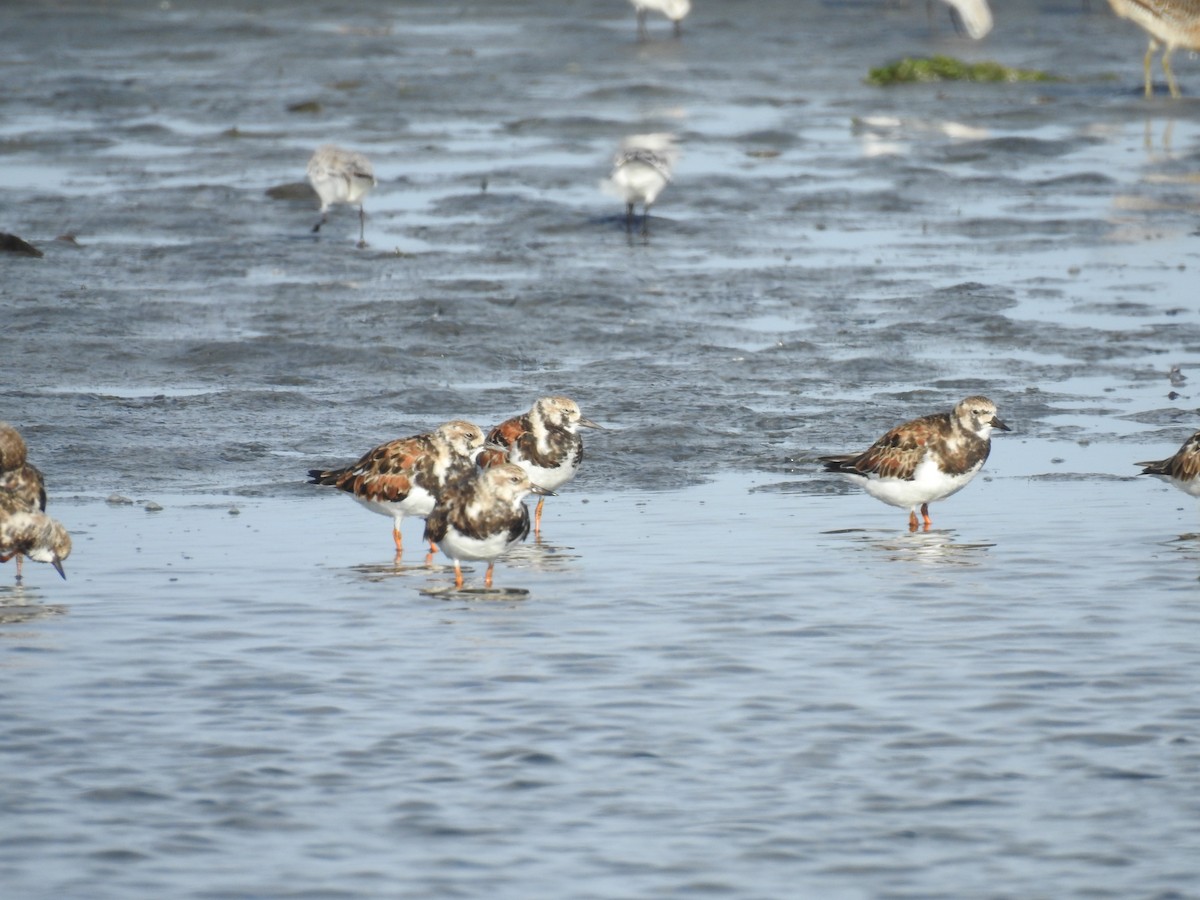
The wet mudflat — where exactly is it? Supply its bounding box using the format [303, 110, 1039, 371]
[3, 0, 1200, 897]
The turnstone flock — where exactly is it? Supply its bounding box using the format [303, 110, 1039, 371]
[1136, 431, 1200, 497]
[629, 0, 692, 38]
[478, 396, 602, 534]
[306, 144, 377, 247]
[308, 420, 486, 561]
[423, 462, 552, 589]
[820, 396, 1009, 531]
[0, 422, 69, 582]
[604, 133, 678, 234]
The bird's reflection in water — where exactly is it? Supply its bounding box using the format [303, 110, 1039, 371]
[0, 585, 67, 626]
[823, 527, 994, 568]
[346, 540, 579, 589]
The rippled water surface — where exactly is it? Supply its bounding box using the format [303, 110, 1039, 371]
[3, 0, 1200, 897]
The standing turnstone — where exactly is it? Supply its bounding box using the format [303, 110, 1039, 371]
[306, 144, 377, 247]
[1, 422, 52, 581]
[629, 0, 692, 38]
[603, 133, 678, 234]
[424, 463, 552, 589]
[308, 420, 485, 561]
[820, 396, 1009, 531]
[0, 421, 47, 512]
[0, 489, 71, 582]
[1136, 431, 1200, 496]
[478, 396, 602, 534]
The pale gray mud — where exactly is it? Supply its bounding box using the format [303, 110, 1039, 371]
[2, 1, 1200, 898]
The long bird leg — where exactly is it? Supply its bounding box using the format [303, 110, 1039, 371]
[1144, 39, 1158, 97]
[1162, 44, 1181, 98]
[425, 541, 438, 566]
[921, 503, 932, 529]
[637, 9, 647, 40]
[454, 561, 464, 589]
[534, 496, 546, 534]
[485, 562, 495, 588]
[393, 523, 403, 556]
[357, 204, 367, 248]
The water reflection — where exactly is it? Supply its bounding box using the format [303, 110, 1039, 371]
[0, 585, 67, 626]
[824, 527, 994, 568]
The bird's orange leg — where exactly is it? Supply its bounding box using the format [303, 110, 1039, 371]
[485, 562, 495, 588]
[425, 540, 438, 566]
[454, 561, 464, 589]
[921, 503, 932, 529]
[533, 497, 545, 533]
[908, 510, 919, 532]
[393, 523, 404, 556]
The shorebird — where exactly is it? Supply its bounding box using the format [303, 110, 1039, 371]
[1107, 0, 1200, 97]
[821, 396, 1009, 531]
[629, 0, 692, 38]
[479, 396, 602, 534]
[1137, 430, 1200, 496]
[603, 133, 678, 235]
[937, 0, 994, 40]
[308, 420, 486, 562]
[1, 489, 71, 582]
[306, 144, 377, 246]
[424, 463, 552, 589]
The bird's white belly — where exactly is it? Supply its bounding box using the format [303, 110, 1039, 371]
[610, 164, 668, 205]
[858, 456, 981, 510]
[354, 484, 436, 521]
[511, 456, 577, 493]
[439, 527, 517, 562]
[1163, 475, 1200, 498]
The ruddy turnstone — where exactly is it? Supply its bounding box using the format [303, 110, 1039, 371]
[0, 422, 47, 512]
[1107, 0, 1200, 98]
[603, 133, 678, 235]
[478, 396, 601, 534]
[306, 144, 377, 246]
[424, 462, 552, 589]
[1136, 431, 1200, 496]
[820, 395, 1009, 531]
[0, 488, 71, 582]
[308, 420, 486, 561]
[629, 0, 692, 38]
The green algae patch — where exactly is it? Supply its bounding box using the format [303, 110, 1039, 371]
[867, 55, 1057, 86]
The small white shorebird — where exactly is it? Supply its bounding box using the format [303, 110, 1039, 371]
[602, 133, 679, 235]
[821, 396, 1009, 531]
[306, 144, 377, 247]
[629, 0, 692, 39]
[1137, 431, 1200, 496]
[940, 0, 993, 40]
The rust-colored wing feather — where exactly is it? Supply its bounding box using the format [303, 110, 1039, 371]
[308, 435, 433, 501]
[822, 413, 955, 481]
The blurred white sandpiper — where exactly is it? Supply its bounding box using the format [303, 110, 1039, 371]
[306, 144, 377, 247]
[629, 0, 692, 39]
[602, 133, 679, 234]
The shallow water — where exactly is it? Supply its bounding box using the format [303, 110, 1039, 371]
[3, 0, 1200, 897]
